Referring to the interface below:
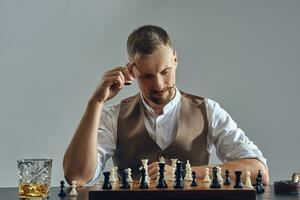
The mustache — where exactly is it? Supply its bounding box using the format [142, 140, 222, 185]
[149, 84, 175, 95]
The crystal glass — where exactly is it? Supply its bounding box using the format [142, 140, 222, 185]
[17, 159, 53, 198]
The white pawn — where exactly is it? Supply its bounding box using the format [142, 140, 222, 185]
[126, 168, 133, 183]
[203, 167, 211, 183]
[244, 171, 253, 188]
[216, 166, 223, 183]
[113, 166, 119, 182]
[141, 159, 150, 184]
[184, 160, 193, 182]
[110, 167, 117, 183]
[170, 159, 177, 182]
[69, 180, 78, 196]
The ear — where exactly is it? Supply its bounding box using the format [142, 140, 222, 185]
[127, 62, 135, 78]
[173, 50, 178, 68]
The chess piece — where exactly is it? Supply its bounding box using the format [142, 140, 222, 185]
[102, 171, 112, 189]
[156, 162, 168, 188]
[58, 180, 66, 198]
[292, 172, 299, 183]
[159, 156, 165, 163]
[69, 180, 78, 196]
[170, 159, 177, 182]
[244, 171, 253, 188]
[224, 170, 231, 185]
[190, 171, 198, 187]
[210, 167, 221, 188]
[234, 171, 243, 188]
[184, 160, 193, 182]
[203, 167, 211, 183]
[119, 168, 130, 189]
[255, 170, 265, 193]
[110, 167, 117, 183]
[139, 166, 149, 189]
[113, 166, 119, 182]
[216, 166, 223, 183]
[173, 161, 184, 188]
[141, 159, 150, 184]
[126, 168, 133, 183]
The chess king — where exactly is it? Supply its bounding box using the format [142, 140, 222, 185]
[63, 25, 269, 186]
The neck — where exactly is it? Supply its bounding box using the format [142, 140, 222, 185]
[143, 88, 176, 115]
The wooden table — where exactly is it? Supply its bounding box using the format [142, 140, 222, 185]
[0, 185, 299, 200]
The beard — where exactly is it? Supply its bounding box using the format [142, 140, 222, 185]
[147, 84, 175, 105]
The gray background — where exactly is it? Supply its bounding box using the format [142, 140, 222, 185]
[0, 0, 299, 187]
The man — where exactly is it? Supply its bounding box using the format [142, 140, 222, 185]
[63, 25, 269, 186]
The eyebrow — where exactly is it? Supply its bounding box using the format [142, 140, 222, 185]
[136, 66, 172, 75]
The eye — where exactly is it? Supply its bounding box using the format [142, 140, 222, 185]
[161, 69, 170, 75]
[140, 74, 152, 79]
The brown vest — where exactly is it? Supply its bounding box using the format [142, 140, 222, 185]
[113, 91, 210, 179]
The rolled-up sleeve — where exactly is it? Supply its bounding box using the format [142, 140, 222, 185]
[90, 104, 120, 182]
[205, 99, 267, 167]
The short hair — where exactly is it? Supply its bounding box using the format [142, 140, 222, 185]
[127, 25, 172, 61]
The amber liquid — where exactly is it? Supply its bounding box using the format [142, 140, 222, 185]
[19, 183, 49, 198]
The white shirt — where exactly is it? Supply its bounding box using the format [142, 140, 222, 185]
[92, 88, 267, 180]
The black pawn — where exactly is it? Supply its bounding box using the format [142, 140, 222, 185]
[58, 180, 66, 198]
[224, 170, 231, 185]
[173, 161, 184, 188]
[234, 171, 243, 188]
[210, 167, 221, 188]
[139, 166, 149, 189]
[119, 168, 130, 189]
[255, 170, 265, 193]
[102, 171, 112, 189]
[156, 162, 168, 188]
[190, 171, 198, 187]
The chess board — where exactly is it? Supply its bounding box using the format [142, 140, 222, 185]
[88, 180, 257, 200]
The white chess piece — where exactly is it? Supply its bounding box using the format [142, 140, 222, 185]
[170, 159, 177, 182]
[184, 160, 193, 182]
[244, 171, 253, 188]
[141, 159, 150, 183]
[126, 168, 133, 183]
[159, 156, 165, 163]
[110, 167, 117, 182]
[203, 167, 211, 183]
[69, 180, 78, 196]
[113, 166, 119, 182]
[216, 166, 223, 183]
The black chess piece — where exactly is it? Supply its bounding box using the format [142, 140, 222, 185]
[234, 171, 243, 188]
[156, 162, 168, 188]
[119, 168, 130, 189]
[255, 170, 265, 193]
[139, 166, 149, 189]
[224, 169, 231, 185]
[210, 167, 221, 188]
[190, 171, 198, 187]
[102, 171, 112, 189]
[173, 161, 184, 188]
[58, 180, 66, 198]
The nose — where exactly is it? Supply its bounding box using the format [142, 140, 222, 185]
[152, 75, 164, 91]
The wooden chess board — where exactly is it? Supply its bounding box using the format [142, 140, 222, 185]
[89, 180, 256, 200]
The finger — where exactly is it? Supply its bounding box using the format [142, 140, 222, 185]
[103, 75, 124, 89]
[148, 162, 158, 177]
[105, 71, 126, 83]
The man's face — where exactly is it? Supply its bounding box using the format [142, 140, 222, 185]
[131, 44, 178, 106]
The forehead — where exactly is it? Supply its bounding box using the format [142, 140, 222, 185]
[133, 45, 174, 73]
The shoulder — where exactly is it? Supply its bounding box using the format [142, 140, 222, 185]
[180, 91, 205, 101]
[120, 93, 140, 104]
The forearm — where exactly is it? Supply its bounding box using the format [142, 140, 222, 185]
[63, 100, 104, 186]
[192, 158, 269, 185]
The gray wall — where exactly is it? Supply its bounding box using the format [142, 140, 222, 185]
[1, 0, 299, 187]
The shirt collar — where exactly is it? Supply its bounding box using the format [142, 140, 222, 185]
[140, 87, 181, 117]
